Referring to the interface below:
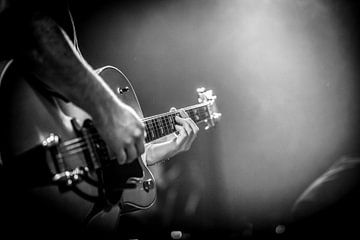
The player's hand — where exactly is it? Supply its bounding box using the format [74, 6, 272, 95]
[92, 98, 145, 165]
[144, 107, 199, 166]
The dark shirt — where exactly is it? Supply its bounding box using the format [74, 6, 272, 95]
[0, 2, 100, 238]
[0, 0, 81, 105]
[0, 0, 78, 61]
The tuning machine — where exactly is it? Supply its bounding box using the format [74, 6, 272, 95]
[196, 87, 221, 130]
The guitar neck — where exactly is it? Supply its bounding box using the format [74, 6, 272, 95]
[143, 102, 210, 143]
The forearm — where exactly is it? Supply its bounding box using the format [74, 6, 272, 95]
[145, 140, 178, 166]
[1, 3, 146, 165]
[20, 15, 122, 118]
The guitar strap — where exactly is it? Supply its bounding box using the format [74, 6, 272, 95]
[82, 168, 118, 229]
[0, 59, 12, 89]
[0, 59, 13, 167]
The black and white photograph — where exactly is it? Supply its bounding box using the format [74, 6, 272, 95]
[1, 0, 360, 239]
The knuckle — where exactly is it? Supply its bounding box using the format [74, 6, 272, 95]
[126, 149, 136, 159]
[124, 138, 135, 147]
[117, 153, 126, 164]
[128, 154, 136, 161]
[133, 130, 142, 139]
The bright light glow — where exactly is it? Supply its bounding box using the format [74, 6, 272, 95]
[81, 0, 358, 228]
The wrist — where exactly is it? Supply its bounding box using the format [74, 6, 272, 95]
[146, 141, 177, 166]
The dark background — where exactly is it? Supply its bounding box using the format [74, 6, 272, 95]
[69, 0, 360, 238]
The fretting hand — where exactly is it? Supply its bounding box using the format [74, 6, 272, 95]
[144, 108, 199, 166]
[91, 96, 145, 165]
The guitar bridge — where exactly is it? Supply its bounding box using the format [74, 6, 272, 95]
[42, 133, 89, 186]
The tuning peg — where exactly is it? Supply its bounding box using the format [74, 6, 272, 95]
[213, 112, 222, 120]
[204, 119, 213, 130]
[197, 87, 206, 93]
[197, 87, 210, 103]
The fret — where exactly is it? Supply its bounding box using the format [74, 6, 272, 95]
[149, 121, 155, 140]
[164, 115, 172, 135]
[161, 116, 167, 135]
[185, 105, 208, 124]
[168, 114, 176, 132]
[165, 115, 173, 135]
[149, 119, 157, 142]
[152, 118, 160, 140]
[144, 124, 151, 142]
[159, 117, 165, 135]
[154, 118, 162, 140]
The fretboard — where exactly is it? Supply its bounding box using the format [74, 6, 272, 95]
[143, 103, 210, 143]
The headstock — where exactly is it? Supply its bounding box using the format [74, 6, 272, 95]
[197, 87, 221, 130]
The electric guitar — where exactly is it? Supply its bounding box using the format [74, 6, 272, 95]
[0, 62, 221, 230]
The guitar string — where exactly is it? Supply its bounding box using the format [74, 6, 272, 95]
[144, 108, 209, 131]
[58, 121, 210, 157]
[58, 107, 208, 145]
[58, 116, 208, 154]
[57, 107, 210, 155]
[142, 102, 209, 121]
[60, 111, 208, 151]
[60, 141, 87, 151]
[59, 147, 88, 157]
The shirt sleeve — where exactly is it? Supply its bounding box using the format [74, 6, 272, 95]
[0, 0, 77, 61]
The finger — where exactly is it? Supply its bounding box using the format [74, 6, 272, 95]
[175, 116, 192, 135]
[170, 107, 177, 112]
[183, 121, 193, 136]
[175, 115, 187, 125]
[135, 139, 145, 156]
[116, 149, 127, 165]
[133, 127, 145, 155]
[125, 144, 138, 163]
[187, 118, 199, 134]
[135, 123, 146, 139]
[178, 109, 189, 118]
[174, 125, 188, 150]
[143, 129, 147, 139]
[175, 124, 187, 139]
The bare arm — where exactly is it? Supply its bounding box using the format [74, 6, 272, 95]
[13, 13, 145, 164]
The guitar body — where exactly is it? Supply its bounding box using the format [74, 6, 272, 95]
[0, 62, 156, 232]
[92, 66, 156, 213]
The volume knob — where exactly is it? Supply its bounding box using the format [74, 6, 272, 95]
[117, 86, 130, 94]
[143, 179, 155, 192]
